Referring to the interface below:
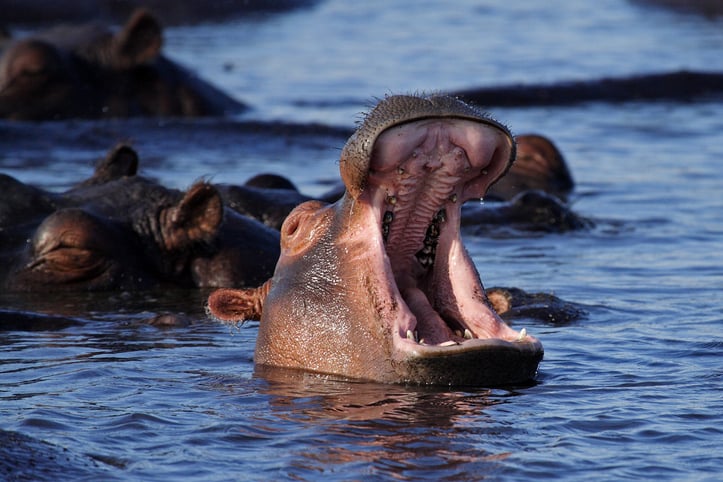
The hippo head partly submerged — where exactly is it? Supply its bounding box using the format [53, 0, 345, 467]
[208, 94, 543, 386]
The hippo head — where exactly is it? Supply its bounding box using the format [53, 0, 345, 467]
[0, 8, 243, 119]
[3, 165, 279, 292]
[0, 9, 160, 120]
[0, 38, 80, 120]
[486, 134, 574, 202]
[209, 94, 543, 386]
[3, 181, 223, 291]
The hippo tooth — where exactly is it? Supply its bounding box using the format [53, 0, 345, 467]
[449, 193, 458, 203]
[464, 329, 474, 339]
[454, 330, 462, 337]
[406, 329, 419, 343]
[386, 195, 397, 205]
[516, 328, 527, 341]
[439, 340, 458, 347]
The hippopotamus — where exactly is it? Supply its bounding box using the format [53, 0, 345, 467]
[451, 70, 723, 107]
[208, 94, 544, 386]
[215, 174, 315, 231]
[460, 189, 591, 233]
[486, 134, 573, 201]
[631, 0, 723, 17]
[0, 144, 279, 291]
[0, 9, 246, 120]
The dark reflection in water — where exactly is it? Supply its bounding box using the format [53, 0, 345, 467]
[0, 289, 210, 326]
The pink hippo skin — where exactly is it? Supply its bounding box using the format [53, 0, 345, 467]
[208, 94, 543, 386]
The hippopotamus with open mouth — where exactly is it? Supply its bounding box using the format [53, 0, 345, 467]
[208, 94, 543, 386]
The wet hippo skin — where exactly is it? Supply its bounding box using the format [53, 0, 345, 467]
[208, 95, 544, 386]
[0, 145, 279, 292]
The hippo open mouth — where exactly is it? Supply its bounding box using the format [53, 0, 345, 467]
[370, 118, 523, 345]
[351, 109, 542, 382]
[208, 95, 543, 386]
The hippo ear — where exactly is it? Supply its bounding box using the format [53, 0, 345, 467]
[114, 8, 163, 66]
[165, 183, 224, 249]
[73, 144, 139, 188]
[95, 144, 138, 180]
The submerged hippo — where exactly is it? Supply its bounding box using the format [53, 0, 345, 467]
[1, 145, 279, 291]
[0, 9, 246, 120]
[451, 70, 723, 107]
[215, 175, 315, 231]
[487, 134, 573, 202]
[208, 94, 544, 386]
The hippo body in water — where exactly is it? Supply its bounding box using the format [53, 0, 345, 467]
[0, 9, 246, 120]
[451, 70, 723, 107]
[0, 145, 278, 292]
[208, 95, 544, 386]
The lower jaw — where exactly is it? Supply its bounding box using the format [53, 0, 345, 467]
[393, 338, 544, 386]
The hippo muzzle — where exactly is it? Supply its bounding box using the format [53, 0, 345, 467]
[209, 95, 543, 386]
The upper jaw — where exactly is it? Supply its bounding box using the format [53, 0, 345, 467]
[340, 94, 516, 200]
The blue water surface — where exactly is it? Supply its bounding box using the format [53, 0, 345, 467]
[1, 0, 722, 480]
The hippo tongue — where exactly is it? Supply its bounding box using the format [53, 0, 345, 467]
[367, 116, 522, 347]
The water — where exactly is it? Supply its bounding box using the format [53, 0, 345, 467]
[1, 0, 723, 480]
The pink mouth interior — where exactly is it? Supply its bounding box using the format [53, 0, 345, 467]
[364, 118, 530, 349]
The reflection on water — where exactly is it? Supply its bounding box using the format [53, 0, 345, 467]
[249, 367, 520, 479]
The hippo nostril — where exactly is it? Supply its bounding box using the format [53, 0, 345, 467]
[283, 217, 300, 237]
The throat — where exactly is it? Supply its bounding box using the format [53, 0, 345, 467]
[384, 205, 449, 277]
[384, 206, 466, 346]
[414, 208, 446, 268]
